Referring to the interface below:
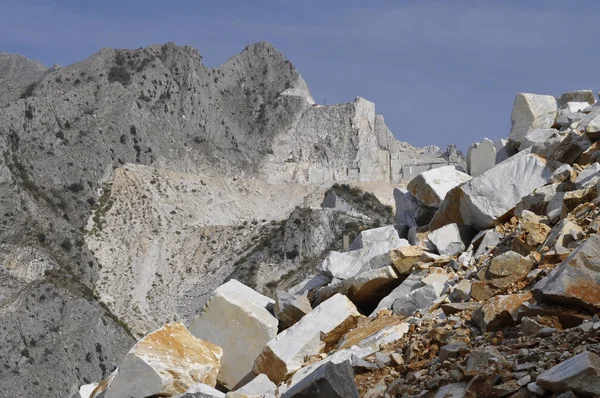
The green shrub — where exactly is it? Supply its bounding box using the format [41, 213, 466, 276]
[108, 66, 131, 85]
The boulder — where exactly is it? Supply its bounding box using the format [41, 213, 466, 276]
[392, 284, 439, 317]
[494, 138, 517, 164]
[575, 162, 600, 189]
[473, 292, 534, 332]
[549, 164, 574, 184]
[509, 93, 558, 147]
[190, 280, 278, 389]
[93, 323, 223, 398]
[471, 251, 534, 301]
[344, 266, 400, 308]
[428, 223, 465, 256]
[390, 245, 426, 275]
[579, 141, 600, 165]
[394, 188, 437, 227]
[548, 130, 592, 165]
[180, 384, 226, 398]
[407, 166, 472, 207]
[542, 219, 583, 250]
[473, 230, 503, 259]
[288, 274, 331, 296]
[520, 129, 560, 150]
[253, 293, 360, 383]
[533, 234, 600, 312]
[318, 250, 364, 280]
[319, 236, 408, 280]
[274, 291, 312, 329]
[349, 225, 402, 251]
[514, 184, 558, 217]
[557, 90, 596, 109]
[430, 154, 553, 231]
[280, 360, 359, 398]
[449, 279, 472, 302]
[536, 352, 600, 396]
[467, 138, 496, 177]
[321, 190, 354, 213]
[228, 374, 277, 398]
[370, 270, 428, 317]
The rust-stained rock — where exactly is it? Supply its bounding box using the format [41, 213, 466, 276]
[390, 246, 426, 275]
[473, 292, 534, 332]
[253, 293, 360, 384]
[579, 141, 600, 165]
[471, 251, 534, 301]
[533, 234, 600, 312]
[91, 323, 223, 398]
[549, 130, 592, 165]
[561, 187, 597, 218]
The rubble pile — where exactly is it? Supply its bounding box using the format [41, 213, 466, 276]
[79, 90, 600, 398]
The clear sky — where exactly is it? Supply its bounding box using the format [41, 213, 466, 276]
[1, 0, 598, 151]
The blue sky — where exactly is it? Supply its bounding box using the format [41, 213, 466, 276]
[1, 0, 598, 151]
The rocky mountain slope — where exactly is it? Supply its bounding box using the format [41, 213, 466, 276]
[0, 42, 460, 397]
[80, 88, 600, 398]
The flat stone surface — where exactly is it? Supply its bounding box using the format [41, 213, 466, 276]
[253, 293, 360, 383]
[407, 166, 472, 207]
[190, 280, 278, 389]
[536, 352, 600, 396]
[97, 323, 223, 398]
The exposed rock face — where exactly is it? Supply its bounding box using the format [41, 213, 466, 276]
[0, 41, 453, 394]
[92, 323, 223, 398]
[430, 154, 553, 231]
[190, 280, 278, 389]
[253, 293, 360, 383]
[533, 234, 600, 311]
[0, 52, 48, 85]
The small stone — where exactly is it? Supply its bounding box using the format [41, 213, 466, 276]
[492, 380, 520, 397]
[527, 382, 546, 396]
[517, 375, 531, 387]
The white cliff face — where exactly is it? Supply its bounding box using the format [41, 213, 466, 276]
[85, 163, 323, 337]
